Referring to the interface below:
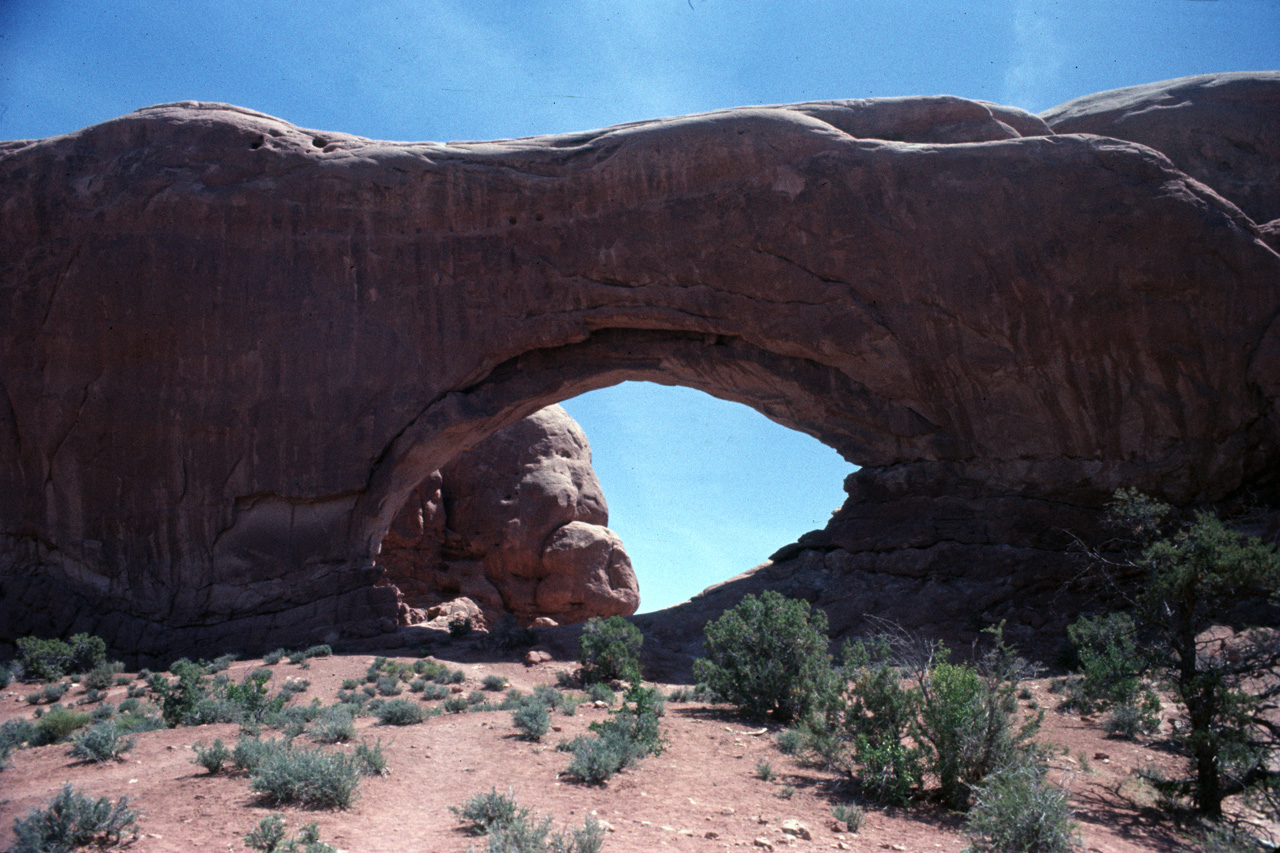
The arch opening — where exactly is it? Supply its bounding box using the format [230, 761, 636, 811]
[365, 329, 866, 630]
[372, 378, 857, 629]
[561, 382, 856, 614]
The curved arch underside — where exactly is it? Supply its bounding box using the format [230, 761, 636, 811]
[1, 74, 1278, 659]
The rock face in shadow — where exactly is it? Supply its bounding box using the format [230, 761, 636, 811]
[376, 405, 638, 628]
[1, 73, 1277, 660]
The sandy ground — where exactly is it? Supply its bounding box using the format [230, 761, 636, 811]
[0, 639, 1234, 852]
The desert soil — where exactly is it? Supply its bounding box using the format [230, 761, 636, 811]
[0, 638, 1229, 852]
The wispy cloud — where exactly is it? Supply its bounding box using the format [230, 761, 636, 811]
[1001, 0, 1067, 111]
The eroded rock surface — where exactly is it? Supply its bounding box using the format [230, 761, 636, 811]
[1042, 72, 1280, 226]
[377, 405, 638, 628]
[1, 73, 1277, 660]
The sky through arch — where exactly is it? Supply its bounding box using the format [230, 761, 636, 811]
[561, 383, 854, 613]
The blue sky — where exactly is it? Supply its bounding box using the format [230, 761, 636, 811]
[2, 0, 1275, 611]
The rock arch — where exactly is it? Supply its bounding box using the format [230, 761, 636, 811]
[1, 73, 1278, 659]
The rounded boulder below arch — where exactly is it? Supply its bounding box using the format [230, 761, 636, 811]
[376, 405, 639, 628]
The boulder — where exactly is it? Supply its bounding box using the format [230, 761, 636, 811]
[377, 405, 638, 626]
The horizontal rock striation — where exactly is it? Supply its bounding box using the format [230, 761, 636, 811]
[1, 73, 1277, 660]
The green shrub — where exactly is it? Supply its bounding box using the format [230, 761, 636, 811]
[279, 678, 310, 698]
[578, 616, 643, 685]
[529, 684, 579, 716]
[28, 681, 71, 704]
[564, 734, 630, 786]
[69, 634, 108, 674]
[250, 743, 361, 809]
[205, 652, 238, 673]
[193, 738, 231, 773]
[244, 813, 338, 853]
[11, 784, 137, 852]
[827, 637, 927, 805]
[152, 661, 286, 727]
[755, 759, 773, 781]
[16, 633, 108, 682]
[309, 707, 356, 743]
[443, 695, 470, 714]
[0, 662, 11, 688]
[452, 790, 604, 853]
[916, 631, 1041, 811]
[223, 668, 286, 723]
[354, 738, 389, 777]
[694, 590, 833, 722]
[112, 703, 165, 734]
[513, 700, 551, 741]
[665, 686, 696, 703]
[81, 661, 125, 691]
[68, 722, 135, 763]
[377, 698, 427, 725]
[586, 682, 614, 705]
[2, 718, 38, 768]
[794, 625, 1038, 810]
[1064, 612, 1162, 727]
[564, 683, 665, 784]
[263, 648, 286, 665]
[1084, 489, 1280, 818]
[233, 735, 285, 773]
[376, 674, 403, 696]
[483, 674, 509, 692]
[448, 616, 474, 639]
[483, 814, 604, 853]
[600, 684, 664, 753]
[302, 644, 332, 659]
[243, 814, 288, 851]
[484, 614, 538, 651]
[831, 803, 864, 833]
[34, 706, 93, 745]
[414, 658, 448, 679]
[775, 728, 804, 756]
[963, 760, 1079, 853]
[452, 787, 530, 835]
[150, 659, 209, 726]
[421, 683, 450, 701]
[1103, 700, 1161, 740]
[555, 693, 580, 716]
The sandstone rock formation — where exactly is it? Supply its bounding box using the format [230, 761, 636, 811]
[376, 405, 638, 628]
[1, 73, 1277, 660]
[1041, 73, 1280, 227]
